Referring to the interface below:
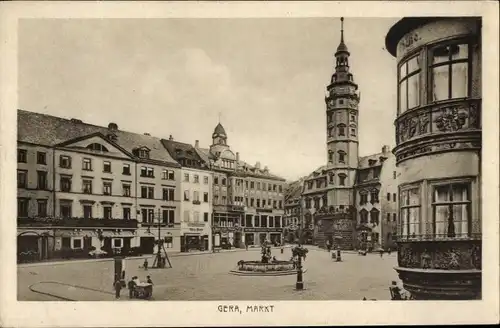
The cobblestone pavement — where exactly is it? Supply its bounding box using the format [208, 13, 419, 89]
[18, 248, 399, 301]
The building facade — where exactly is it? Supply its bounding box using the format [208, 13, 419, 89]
[354, 146, 398, 251]
[195, 123, 286, 249]
[17, 110, 183, 261]
[284, 179, 304, 243]
[291, 18, 398, 251]
[162, 138, 212, 252]
[385, 17, 482, 299]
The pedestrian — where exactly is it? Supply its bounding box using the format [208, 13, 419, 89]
[146, 275, 153, 299]
[388, 247, 392, 255]
[143, 258, 149, 271]
[127, 278, 136, 299]
[114, 278, 122, 299]
[379, 248, 384, 258]
[245, 243, 248, 251]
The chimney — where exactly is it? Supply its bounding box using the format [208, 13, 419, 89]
[144, 133, 151, 136]
[382, 145, 390, 153]
[169, 135, 173, 141]
[264, 165, 269, 172]
[108, 122, 118, 131]
[255, 162, 261, 169]
[195, 140, 199, 148]
[236, 152, 240, 161]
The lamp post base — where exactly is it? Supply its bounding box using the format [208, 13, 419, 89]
[295, 281, 304, 290]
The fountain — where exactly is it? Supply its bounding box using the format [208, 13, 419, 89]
[229, 241, 300, 276]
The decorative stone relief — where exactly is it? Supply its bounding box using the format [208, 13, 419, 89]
[468, 103, 480, 128]
[434, 106, 468, 132]
[398, 241, 481, 270]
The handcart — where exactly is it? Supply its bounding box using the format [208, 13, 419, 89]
[134, 282, 153, 300]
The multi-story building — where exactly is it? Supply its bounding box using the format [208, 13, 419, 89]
[299, 18, 398, 251]
[17, 110, 182, 260]
[238, 162, 286, 246]
[284, 178, 305, 243]
[385, 17, 482, 299]
[195, 122, 286, 248]
[354, 146, 398, 251]
[162, 138, 212, 252]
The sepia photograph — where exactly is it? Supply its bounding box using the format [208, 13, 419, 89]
[1, 1, 499, 327]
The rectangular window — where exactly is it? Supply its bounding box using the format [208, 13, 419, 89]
[214, 177, 218, 184]
[103, 206, 112, 219]
[147, 187, 154, 199]
[141, 186, 147, 198]
[163, 188, 174, 201]
[387, 213, 391, 223]
[398, 55, 421, 114]
[193, 211, 200, 222]
[122, 184, 131, 197]
[162, 169, 168, 180]
[103, 161, 112, 173]
[17, 170, 27, 188]
[432, 182, 471, 238]
[184, 190, 190, 201]
[400, 187, 421, 239]
[18, 198, 29, 217]
[112, 238, 122, 248]
[123, 207, 131, 220]
[387, 193, 391, 201]
[204, 176, 209, 184]
[37, 200, 48, 217]
[393, 193, 396, 202]
[83, 205, 92, 219]
[59, 155, 71, 168]
[60, 176, 72, 192]
[183, 210, 190, 222]
[103, 182, 112, 195]
[203, 192, 209, 202]
[82, 179, 92, 194]
[37, 171, 48, 190]
[193, 191, 199, 202]
[222, 196, 226, 204]
[184, 173, 189, 182]
[393, 213, 397, 222]
[72, 238, 83, 249]
[339, 175, 346, 186]
[37, 151, 47, 165]
[168, 170, 175, 180]
[123, 164, 131, 175]
[18, 149, 27, 163]
[430, 43, 469, 102]
[141, 167, 154, 177]
[82, 158, 92, 171]
[60, 203, 72, 219]
[204, 212, 209, 222]
[194, 175, 199, 183]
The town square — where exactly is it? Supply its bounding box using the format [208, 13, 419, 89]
[14, 14, 483, 302]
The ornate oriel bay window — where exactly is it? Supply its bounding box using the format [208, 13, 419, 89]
[386, 17, 481, 300]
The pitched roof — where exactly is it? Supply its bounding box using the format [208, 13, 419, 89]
[213, 123, 226, 136]
[194, 147, 212, 164]
[236, 160, 286, 181]
[18, 109, 180, 167]
[284, 179, 304, 201]
[357, 152, 387, 169]
[161, 139, 209, 170]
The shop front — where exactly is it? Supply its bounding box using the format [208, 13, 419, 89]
[242, 227, 284, 247]
[180, 222, 211, 252]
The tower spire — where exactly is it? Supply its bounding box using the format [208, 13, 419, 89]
[340, 17, 344, 43]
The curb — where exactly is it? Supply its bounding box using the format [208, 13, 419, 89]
[18, 246, 290, 268]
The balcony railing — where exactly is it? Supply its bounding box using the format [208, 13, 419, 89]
[17, 217, 138, 228]
[395, 233, 481, 242]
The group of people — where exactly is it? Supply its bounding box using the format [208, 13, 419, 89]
[113, 275, 154, 300]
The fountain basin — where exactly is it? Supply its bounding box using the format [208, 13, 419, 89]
[229, 260, 303, 276]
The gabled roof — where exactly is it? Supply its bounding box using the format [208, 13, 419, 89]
[284, 178, 304, 201]
[18, 109, 180, 167]
[194, 147, 212, 164]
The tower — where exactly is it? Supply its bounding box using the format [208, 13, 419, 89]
[325, 17, 360, 206]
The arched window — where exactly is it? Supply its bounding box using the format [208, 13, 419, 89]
[87, 143, 109, 152]
[328, 151, 333, 163]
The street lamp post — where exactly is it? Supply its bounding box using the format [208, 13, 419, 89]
[296, 254, 304, 290]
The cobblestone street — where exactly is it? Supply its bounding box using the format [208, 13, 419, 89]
[18, 248, 399, 301]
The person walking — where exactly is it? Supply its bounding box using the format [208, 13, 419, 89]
[127, 278, 136, 299]
[143, 258, 149, 270]
[114, 278, 122, 299]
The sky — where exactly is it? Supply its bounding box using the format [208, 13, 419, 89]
[18, 18, 399, 181]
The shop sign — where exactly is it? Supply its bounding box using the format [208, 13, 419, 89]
[188, 223, 205, 227]
[188, 228, 204, 232]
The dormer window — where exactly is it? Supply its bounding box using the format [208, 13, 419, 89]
[368, 159, 377, 166]
[139, 149, 149, 159]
